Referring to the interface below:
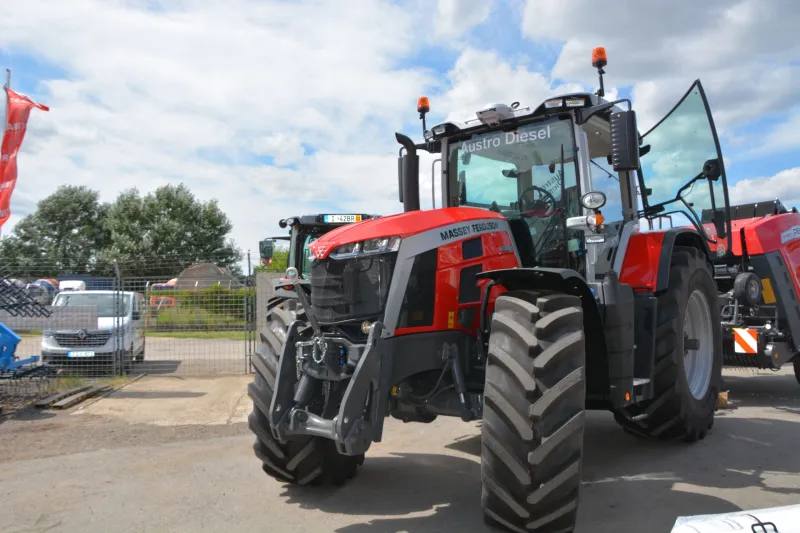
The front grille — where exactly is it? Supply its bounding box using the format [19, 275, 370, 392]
[309, 252, 397, 324]
[54, 331, 111, 347]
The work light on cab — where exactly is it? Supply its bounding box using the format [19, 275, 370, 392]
[581, 191, 607, 210]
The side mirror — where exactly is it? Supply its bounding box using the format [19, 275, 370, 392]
[259, 239, 274, 262]
[132, 310, 141, 321]
[702, 158, 721, 181]
[610, 110, 640, 172]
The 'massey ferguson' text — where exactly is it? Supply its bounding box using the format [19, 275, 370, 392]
[440, 221, 499, 241]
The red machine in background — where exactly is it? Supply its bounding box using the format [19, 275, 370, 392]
[704, 199, 800, 382]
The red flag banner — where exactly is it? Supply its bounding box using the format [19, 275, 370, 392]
[0, 87, 49, 230]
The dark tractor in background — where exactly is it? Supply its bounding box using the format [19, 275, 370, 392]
[259, 213, 378, 350]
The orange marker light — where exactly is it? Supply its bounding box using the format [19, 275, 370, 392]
[592, 47, 607, 69]
[625, 392, 631, 402]
[417, 96, 430, 114]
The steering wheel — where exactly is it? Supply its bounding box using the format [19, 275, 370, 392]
[518, 185, 557, 217]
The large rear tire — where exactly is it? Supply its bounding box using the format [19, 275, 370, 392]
[792, 356, 800, 386]
[247, 323, 363, 487]
[482, 290, 586, 533]
[614, 246, 722, 442]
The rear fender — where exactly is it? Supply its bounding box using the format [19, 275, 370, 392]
[620, 228, 712, 293]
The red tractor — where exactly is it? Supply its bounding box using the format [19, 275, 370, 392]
[247, 48, 732, 532]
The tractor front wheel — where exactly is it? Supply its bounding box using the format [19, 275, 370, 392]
[247, 325, 363, 487]
[614, 245, 722, 441]
[265, 298, 307, 351]
[481, 290, 586, 533]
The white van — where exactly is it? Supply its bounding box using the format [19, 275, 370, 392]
[41, 290, 146, 368]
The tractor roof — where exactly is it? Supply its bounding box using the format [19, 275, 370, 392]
[426, 92, 628, 140]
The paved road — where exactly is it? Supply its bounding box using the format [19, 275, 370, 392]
[0, 369, 798, 533]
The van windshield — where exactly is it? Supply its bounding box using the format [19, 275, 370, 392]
[52, 293, 131, 318]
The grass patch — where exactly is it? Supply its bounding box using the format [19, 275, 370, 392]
[150, 307, 243, 330]
[145, 330, 246, 340]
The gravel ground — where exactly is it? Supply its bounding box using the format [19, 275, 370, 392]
[0, 368, 798, 533]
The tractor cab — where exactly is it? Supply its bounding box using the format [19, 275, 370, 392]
[399, 48, 732, 290]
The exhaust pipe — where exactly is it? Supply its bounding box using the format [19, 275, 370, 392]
[395, 133, 420, 212]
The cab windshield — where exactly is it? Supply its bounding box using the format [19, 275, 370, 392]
[447, 117, 581, 265]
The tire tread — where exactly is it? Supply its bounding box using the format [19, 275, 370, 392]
[482, 289, 586, 533]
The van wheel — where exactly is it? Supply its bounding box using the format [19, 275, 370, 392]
[136, 338, 146, 362]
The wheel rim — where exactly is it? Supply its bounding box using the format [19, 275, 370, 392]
[683, 289, 713, 400]
[747, 279, 760, 303]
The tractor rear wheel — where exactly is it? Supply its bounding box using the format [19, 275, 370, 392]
[481, 290, 586, 533]
[614, 245, 722, 442]
[792, 356, 800, 385]
[247, 325, 363, 487]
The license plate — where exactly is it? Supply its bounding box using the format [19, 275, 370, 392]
[323, 214, 361, 223]
[67, 350, 96, 358]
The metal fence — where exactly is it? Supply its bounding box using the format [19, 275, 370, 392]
[0, 254, 284, 407]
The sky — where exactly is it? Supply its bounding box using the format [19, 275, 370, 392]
[0, 0, 798, 266]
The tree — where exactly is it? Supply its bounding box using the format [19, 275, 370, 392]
[0, 185, 109, 277]
[103, 184, 242, 277]
[0, 183, 243, 280]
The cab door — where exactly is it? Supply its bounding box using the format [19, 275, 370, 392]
[637, 80, 732, 255]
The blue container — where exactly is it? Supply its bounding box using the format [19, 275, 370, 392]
[0, 321, 22, 369]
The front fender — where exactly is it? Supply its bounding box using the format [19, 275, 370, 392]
[476, 267, 597, 304]
[476, 266, 602, 338]
[476, 267, 608, 401]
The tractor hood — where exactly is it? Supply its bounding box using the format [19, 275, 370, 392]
[308, 207, 505, 260]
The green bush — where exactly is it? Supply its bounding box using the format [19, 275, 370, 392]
[152, 307, 244, 331]
[145, 285, 257, 331]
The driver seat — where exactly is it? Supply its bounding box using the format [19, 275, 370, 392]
[507, 217, 536, 267]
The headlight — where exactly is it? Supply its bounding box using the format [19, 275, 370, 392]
[285, 267, 299, 280]
[330, 236, 401, 259]
[581, 191, 607, 210]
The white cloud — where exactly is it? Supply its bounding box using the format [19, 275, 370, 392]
[434, 0, 495, 39]
[251, 134, 305, 167]
[522, 0, 800, 132]
[728, 167, 800, 209]
[0, 0, 441, 265]
[437, 47, 584, 123]
[738, 109, 800, 159]
[0, 0, 797, 275]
